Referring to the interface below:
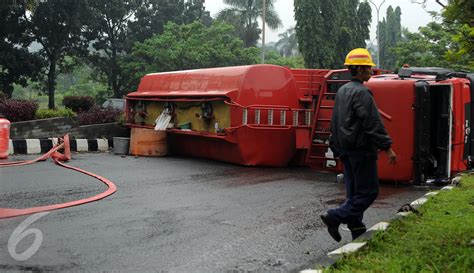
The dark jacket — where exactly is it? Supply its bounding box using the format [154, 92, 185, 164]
[329, 79, 392, 158]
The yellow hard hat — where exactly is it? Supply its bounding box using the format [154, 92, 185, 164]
[344, 48, 376, 67]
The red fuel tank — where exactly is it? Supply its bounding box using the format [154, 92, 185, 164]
[126, 65, 309, 167]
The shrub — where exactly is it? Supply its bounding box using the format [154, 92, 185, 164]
[77, 106, 122, 125]
[62, 96, 95, 113]
[117, 113, 126, 126]
[35, 108, 76, 119]
[0, 99, 38, 122]
[0, 92, 7, 101]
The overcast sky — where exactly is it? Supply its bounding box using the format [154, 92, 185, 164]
[204, 0, 443, 44]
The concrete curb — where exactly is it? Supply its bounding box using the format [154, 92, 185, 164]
[7, 138, 113, 155]
[299, 179, 460, 273]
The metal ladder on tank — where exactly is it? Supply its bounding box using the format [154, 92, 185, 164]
[306, 77, 349, 171]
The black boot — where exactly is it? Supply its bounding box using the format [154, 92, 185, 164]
[350, 226, 367, 240]
[320, 214, 341, 242]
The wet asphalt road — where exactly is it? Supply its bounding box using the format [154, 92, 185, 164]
[0, 153, 427, 272]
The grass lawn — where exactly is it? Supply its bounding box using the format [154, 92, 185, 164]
[325, 175, 474, 273]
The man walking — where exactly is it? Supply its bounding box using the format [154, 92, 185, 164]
[321, 48, 397, 242]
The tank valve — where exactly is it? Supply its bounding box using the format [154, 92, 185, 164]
[197, 102, 214, 119]
[214, 122, 225, 134]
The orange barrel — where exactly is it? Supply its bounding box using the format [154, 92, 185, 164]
[0, 115, 10, 159]
[129, 128, 167, 156]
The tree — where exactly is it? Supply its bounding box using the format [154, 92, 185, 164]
[354, 1, 372, 48]
[264, 50, 305, 68]
[394, 22, 472, 71]
[182, 0, 212, 25]
[27, 0, 90, 109]
[411, 0, 473, 70]
[275, 27, 298, 57]
[217, 0, 282, 47]
[86, 0, 143, 99]
[295, 0, 337, 68]
[122, 21, 259, 91]
[129, 0, 212, 44]
[442, 0, 473, 70]
[378, 6, 402, 69]
[87, 0, 213, 99]
[443, 0, 473, 26]
[335, 0, 372, 63]
[416, 0, 473, 25]
[295, 0, 372, 69]
[0, 0, 42, 98]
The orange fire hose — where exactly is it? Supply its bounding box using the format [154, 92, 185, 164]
[0, 134, 117, 219]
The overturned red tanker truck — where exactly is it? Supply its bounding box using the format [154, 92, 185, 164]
[125, 65, 474, 184]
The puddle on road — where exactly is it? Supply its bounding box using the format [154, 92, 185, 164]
[378, 183, 423, 198]
[323, 183, 424, 208]
[324, 198, 394, 208]
[222, 169, 335, 187]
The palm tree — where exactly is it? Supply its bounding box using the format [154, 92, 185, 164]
[217, 0, 282, 47]
[275, 27, 298, 57]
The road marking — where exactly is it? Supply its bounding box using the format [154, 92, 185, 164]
[368, 222, 389, 232]
[97, 139, 109, 151]
[26, 139, 41, 154]
[451, 176, 461, 184]
[411, 197, 428, 206]
[76, 139, 89, 152]
[425, 191, 439, 196]
[8, 139, 13, 155]
[51, 138, 59, 146]
[441, 185, 454, 191]
[396, 211, 412, 217]
[328, 242, 367, 257]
